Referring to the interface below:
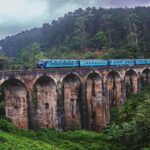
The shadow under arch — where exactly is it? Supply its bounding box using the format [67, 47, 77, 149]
[85, 72, 104, 130]
[62, 73, 83, 129]
[141, 68, 150, 86]
[1, 78, 29, 129]
[106, 71, 122, 106]
[124, 70, 138, 96]
[31, 76, 58, 129]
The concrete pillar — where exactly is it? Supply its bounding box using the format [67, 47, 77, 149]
[121, 79, 126, 104]
[102, 80, 110, 126]
[57, 81, 66, 130]
[81, 83, 89, 129]
[27, 90, 37, 129]
[137, 73, 142, 92]
[4, 82, 29, 129]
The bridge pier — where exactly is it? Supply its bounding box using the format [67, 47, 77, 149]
[57, 81, 66, 130]
[2, 79, 29, 129]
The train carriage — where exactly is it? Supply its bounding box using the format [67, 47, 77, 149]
[109, 59, 134, 66]
[38, 59, 79, 68]
[80, 59, 109, 67]
[45, 59, 79, 68]
[146, 59, 150, 64]
[135, 59, 148, 65]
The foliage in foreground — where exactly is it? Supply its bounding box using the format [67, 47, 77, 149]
[0, 87, 150, 149]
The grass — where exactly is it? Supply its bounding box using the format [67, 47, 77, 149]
[0, 130, 59, 150]
[0, 129, 126, 150]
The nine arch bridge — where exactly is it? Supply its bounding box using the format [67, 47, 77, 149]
[0, 65, 150, 131]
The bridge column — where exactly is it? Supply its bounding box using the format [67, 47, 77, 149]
[137, 73, 142, 93]
[106, 71, 123, 106]
[103, 80, 111, 124]
[57, 81, 66, 130]
[121, 79, 126, 104]
[81, 83, 89, 129]
[141, 69, 150, 87]
[2, 79, 29, 129]
[124, 70, 138, 97]
[62, 74, 82, 129]
[85, 72, 110, 131]
[27, 89, 37, 129]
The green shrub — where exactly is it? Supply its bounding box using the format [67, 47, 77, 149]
[0, 119, 16, 132]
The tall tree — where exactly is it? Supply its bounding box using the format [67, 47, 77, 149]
[72, 16, 88, 51]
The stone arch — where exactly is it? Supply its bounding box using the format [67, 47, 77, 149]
[1, 79, 28, 129]
[32, 76, 58, 129]
[124, 70, 138, 96]
[106, 71, 122, 106]
[141, 68, 150, 85]
[60, 72, 82, 83]
[85, 72, 104, 130]
[62, 74, 82, 129]
[32, 75, 57, 90]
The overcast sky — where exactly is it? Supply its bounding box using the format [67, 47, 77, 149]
[0, 0, 150, 40]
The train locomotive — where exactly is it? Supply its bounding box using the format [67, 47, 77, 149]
[37, 59, 150, 69]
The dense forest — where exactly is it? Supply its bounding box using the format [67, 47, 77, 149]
[0, 7, 150, 69]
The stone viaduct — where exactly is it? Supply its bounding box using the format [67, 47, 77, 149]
[0, 65, 150, 131]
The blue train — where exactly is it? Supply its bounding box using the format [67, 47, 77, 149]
[37, 59, 150, 69]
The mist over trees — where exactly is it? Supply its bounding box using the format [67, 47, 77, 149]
[0, 6, 150, 59]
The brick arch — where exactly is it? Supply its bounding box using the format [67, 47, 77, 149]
[106, 71, 121, 79]
[106, 71, 122, 106]
[123, 68, 138, 78]
[62, 73, 83, 129]
[141, 68, 150, 85]
[31, 75, 57, 90]
[105, 70, 122, 81]
[60, 72, 82, 84]
[84, 72, 104, 130]
[32, 76, 58, 129]
[140, 67, 150, 75]
[84, 71, 103, 82]
[124, 70, 138, 95]
[1, 78, 29, 129]
[1, 77, 26, 87]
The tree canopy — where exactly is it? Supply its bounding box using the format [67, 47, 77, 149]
[0, 7, 150, 59]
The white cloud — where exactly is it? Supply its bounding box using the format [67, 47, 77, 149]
[0, 0, 150, 39]
[0, 0, 48, 24]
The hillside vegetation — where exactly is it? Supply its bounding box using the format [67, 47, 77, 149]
[0, 7, 150, 69]
[0, 86, 150, 150]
